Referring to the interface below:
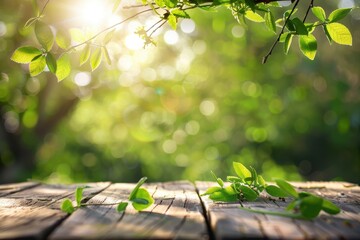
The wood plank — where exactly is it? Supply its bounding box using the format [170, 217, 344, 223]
[196, 181, 360, 240]
[0, 182, 110, 239]
[50, 181, 209, 240]
[0, 181, 40, 197]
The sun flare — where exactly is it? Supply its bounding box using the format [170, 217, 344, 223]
[74, 0, 112, 28]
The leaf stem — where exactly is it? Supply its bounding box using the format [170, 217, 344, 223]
[302, 0, 315, 23]
[262, 0, 300, 64]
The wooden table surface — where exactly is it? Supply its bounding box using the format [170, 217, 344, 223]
[0, 181, 359, 239]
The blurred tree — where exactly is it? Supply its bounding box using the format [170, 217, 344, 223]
[0, 0, 359, 183]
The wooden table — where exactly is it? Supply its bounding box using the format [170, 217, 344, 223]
[0, 181, 359, 239]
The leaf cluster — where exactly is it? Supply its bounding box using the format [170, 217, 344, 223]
[202, 162, 340, 220]
[60, 177, 154, 214]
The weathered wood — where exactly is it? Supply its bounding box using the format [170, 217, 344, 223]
[0, 182, 110, 239]
[0, 181, 40, 197]
[50, 181, 208, 240]
[196, 181, 360, 240]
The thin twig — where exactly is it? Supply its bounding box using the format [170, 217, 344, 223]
[302, 0, 315, 23]
[39, 0, 51, 16]
[66, 8, 158, 52]
[149, 20, 167, 37]
[262, 0, 300, 64]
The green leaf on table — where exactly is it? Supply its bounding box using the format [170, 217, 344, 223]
[321, 199, 340, 215]
[90, 47, 102, 71]
[201, 186, 223, 196]
[227, 176, 244, 183]
[29, 55, 46, 77]
[35, 21, 54, 51]
[245, 11, 265, 22]
[312, 6, 326, 22]
[266, 185, 289, 198]
[257, 175, 266, 187]
[46, 53, 57, 73]
[239, 185, 258, 201]
[56, 53, 71, 81]
[292, 18, 308, 35]
[11, 46, 42, 64]
[80, 44, 91, 66]
[209, 186, 238, 202]
[328, 8, 352, 23]
[325, 23, 352, 46]
[299, 195, 323, 219]
[56, 30, 71, 49]
[75, 187, 84, 207]
[299, 34, 317, 60]
[249, 166, 258, 183]
[116, 202, 128, 212]
[61, 198, 75, 214]
[129, 177, 148, 201]
[265, 11, 276, 34]
[233, 162, 251, 179]
[275, 179, 298, 198]
[131, 188, 154, 211]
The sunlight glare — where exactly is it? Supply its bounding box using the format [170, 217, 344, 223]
[164, 30, 179, 45]
[125, 34, 144, 50]
[76, 0, 111, 28]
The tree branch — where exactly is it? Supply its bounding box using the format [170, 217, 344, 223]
[262, 0, 300, 64]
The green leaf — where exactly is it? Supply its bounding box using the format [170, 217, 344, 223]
[325, 23, 352, 46]
[70, 28, 86, 43]
[103, 29, 115, 45]
[56, 53, 71, 81]
[328, 8, 352, 23]
[155, 0, 165, 7]
[112, 0, 122, 13]
[285, 19, 296, 32]
[311, 7, 326, 22]
[75, 187, 84, 207]
[322, 199, 340, 215]
[275, 179, 298, 198]
[299, 195, 323, 219]
[292, 18, 308, 35]
[209, 186, 238, 202]
[11, 46, 42, 64]
[257, 175, 266, 187]
[265, 11, 276, 34]
[116, 202, 128, 212]
[46, 53, 57, 73]
[80, 44, 91, 66]
[239, 185, 258, 201]
[29, 55, 46, 77]
[35, 21, 54, 51]
[102, 47, 111, 65]
[164, 0, 177, 8]
[129, 177, 148, 201]
[171, 9, 190, 19]
[227, 176, 243, 183]
[24, 17, 39, 28]
[249, 166, 258, 183]
[61, 199, 75, 214]
[245, 11, 265, 22]
[233, 162, 251, 179]
[201, 186, 223, 196]
[299, 34, 317, 60]
[56, 30, 71, 49]
[168, 14, 177, 30]
[90, 47, 102, 71]
[132, 188, 154, 211]
[284, 33, 293, 55]
[266, 185, 289, 198]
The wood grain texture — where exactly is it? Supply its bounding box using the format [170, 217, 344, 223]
[196, 181, 360, 240]
[0, 181, 40, 197]
[50, 181, 208, 240]
[0, 182, 110, 239]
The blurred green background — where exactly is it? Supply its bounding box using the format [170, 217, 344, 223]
[0, 0, 359, 184]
